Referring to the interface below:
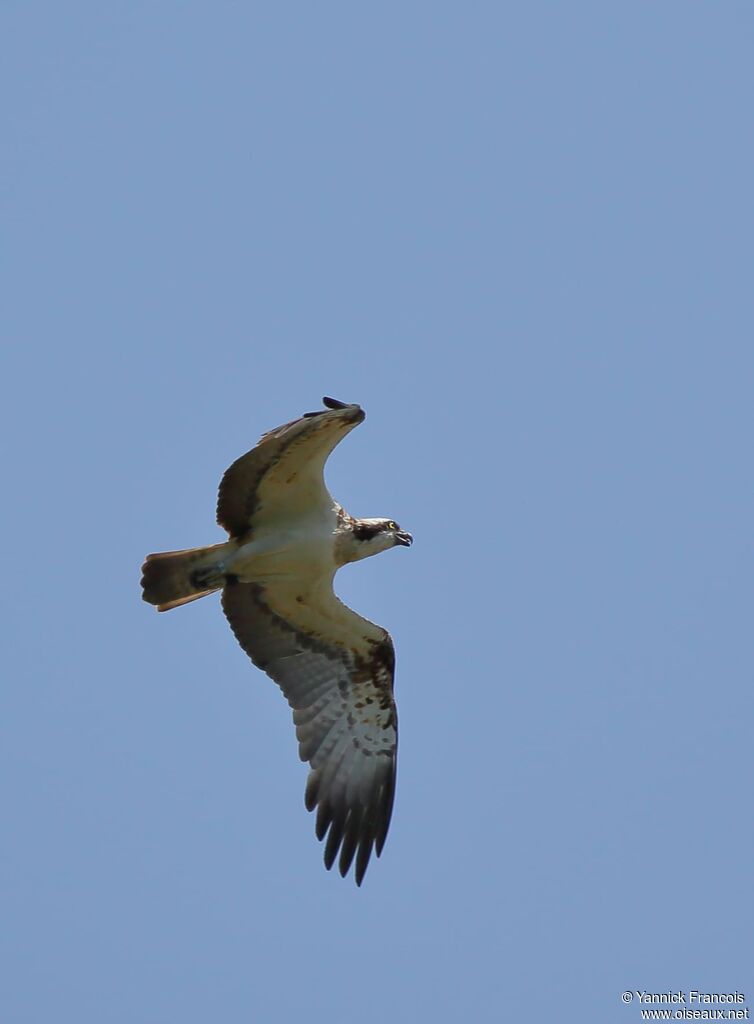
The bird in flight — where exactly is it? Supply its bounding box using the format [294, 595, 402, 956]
[141, 397, 412, 885]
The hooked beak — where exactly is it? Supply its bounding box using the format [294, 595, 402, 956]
[395, 530, 413, 547]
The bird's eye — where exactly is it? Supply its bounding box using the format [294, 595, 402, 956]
[388, 521, 397, 530]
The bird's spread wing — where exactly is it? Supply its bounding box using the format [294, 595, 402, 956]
[217, 397, 365, 536]
[221, 576, 397, 885]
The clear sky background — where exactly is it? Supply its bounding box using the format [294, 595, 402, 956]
[2, 4, 752, 1022]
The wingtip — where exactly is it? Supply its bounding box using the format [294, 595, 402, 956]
[302, 397, 364, 421]
[322, 396, 365, 420]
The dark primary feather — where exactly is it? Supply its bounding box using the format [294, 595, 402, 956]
[303, 396, 352, 417]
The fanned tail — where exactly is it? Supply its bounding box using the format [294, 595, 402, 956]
[140, 542, 235, 612]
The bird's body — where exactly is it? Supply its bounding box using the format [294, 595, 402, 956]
[141, 397, 411, 884]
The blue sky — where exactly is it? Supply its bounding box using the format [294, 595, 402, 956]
[2, 4, 752, 1022]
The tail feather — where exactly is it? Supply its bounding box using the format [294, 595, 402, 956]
[141, 542, 234, 612]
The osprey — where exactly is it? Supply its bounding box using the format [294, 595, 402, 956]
[141, 397, 412, 885]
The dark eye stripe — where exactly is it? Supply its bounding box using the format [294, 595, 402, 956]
[354, 525, 379, 541]
[354, 521, 399, 541]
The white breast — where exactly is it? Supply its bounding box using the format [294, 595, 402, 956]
[227, 504, 340, 583]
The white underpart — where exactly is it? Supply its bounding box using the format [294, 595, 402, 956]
[227, 502, 341, 584]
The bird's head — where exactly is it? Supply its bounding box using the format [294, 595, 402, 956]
[342, 517, 413, 563]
